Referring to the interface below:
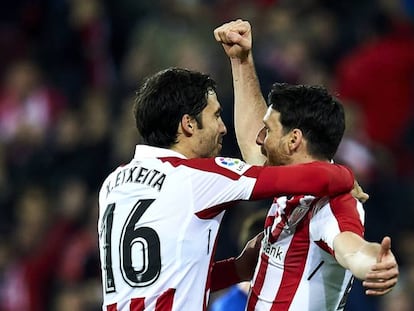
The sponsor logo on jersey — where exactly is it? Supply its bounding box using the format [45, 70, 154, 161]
[262, 228, 286, 266]
[262, 240, 285, 266]
[215, 157, 250, 175]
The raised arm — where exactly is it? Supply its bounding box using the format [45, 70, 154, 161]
[334, 232, 398, 295]
[214, 19, 267, 165]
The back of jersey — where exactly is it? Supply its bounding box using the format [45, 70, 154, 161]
[98, 154, 218, 311]
[97, 140, 263, 311]
[98, 143, 260, 310]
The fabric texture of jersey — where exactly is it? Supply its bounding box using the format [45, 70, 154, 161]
[98, 145, 258, 311]
[98, 145, 354, 311]
[247, 194, 364, 311]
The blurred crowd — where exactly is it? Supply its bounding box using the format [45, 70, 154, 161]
[0, 0, 413, 310]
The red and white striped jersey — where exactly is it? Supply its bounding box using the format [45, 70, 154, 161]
[247, 194, 365, 311]
[98, 145, 354, 311]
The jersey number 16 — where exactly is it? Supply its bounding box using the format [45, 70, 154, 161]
[100, 199, 161, 293]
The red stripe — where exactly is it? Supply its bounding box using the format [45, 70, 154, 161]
[264, 214, 275, 228]
[155, 288, 175, 311]
[316, 239, 333, 256]
[195, 201, 236, 219]
[330, 194, 364, 236]
[247, 253, 269, 310]
[107, 303, 117, 311]
[247, 198, 288, 310]
[130, 298, 145, 311]
[268, 196, 302, 243]
[272, 220, 310, 311]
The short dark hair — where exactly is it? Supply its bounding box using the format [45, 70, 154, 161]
[268, 83, 345, 160]
[133, 67, 217, 148]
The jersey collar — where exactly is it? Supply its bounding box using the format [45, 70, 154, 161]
[134, 145, 187, 159]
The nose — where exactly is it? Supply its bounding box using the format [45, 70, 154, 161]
[256, 127, 266, 145]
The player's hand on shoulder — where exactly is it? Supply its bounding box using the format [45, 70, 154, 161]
[351, 180, 369, 203]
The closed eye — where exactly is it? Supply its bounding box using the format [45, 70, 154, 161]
[215, 108, 223, 119]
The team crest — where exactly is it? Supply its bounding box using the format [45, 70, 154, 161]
[286, 196, 315, 230]
[287, 205, 309, 229]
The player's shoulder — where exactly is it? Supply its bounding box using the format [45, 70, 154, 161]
[310, 193, 360, 214]
[99, 162, 132, 190]
[329, 192, 360, 205]
[327, 192, 364, 216]
[213, 157, 251, 175]
[162, 156, 252, 176]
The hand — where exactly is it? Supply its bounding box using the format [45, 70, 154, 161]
[351, 180, 369, 203]
[214, 19, 252, 61]
[363, 236, 399, 295]
[235, 232, 263, 281]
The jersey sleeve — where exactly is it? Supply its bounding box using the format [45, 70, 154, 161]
[210, 258, 241, 292]
[247, 161, 354, 200]
[310, 193, 365, 255]
[163, 157, 257, 217]
[166, 158, 354, 216]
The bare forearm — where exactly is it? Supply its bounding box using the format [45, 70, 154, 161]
[231, 53, 267, 165]
[337, 241, 380, 280]
[335, 233, 398, 295]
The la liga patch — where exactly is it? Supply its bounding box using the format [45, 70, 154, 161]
[215, 157, 251, 175]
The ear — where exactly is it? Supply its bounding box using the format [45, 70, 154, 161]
[288, 129, 303, 152]
[180, 114, 195, 136]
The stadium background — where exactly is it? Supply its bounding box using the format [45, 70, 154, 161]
[0, 0, 413, 310]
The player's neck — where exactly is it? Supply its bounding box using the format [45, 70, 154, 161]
[289, 152, 328, 165]
[170, 142, 197, 159]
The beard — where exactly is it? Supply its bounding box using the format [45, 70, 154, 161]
[266, 150, 290, 166]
